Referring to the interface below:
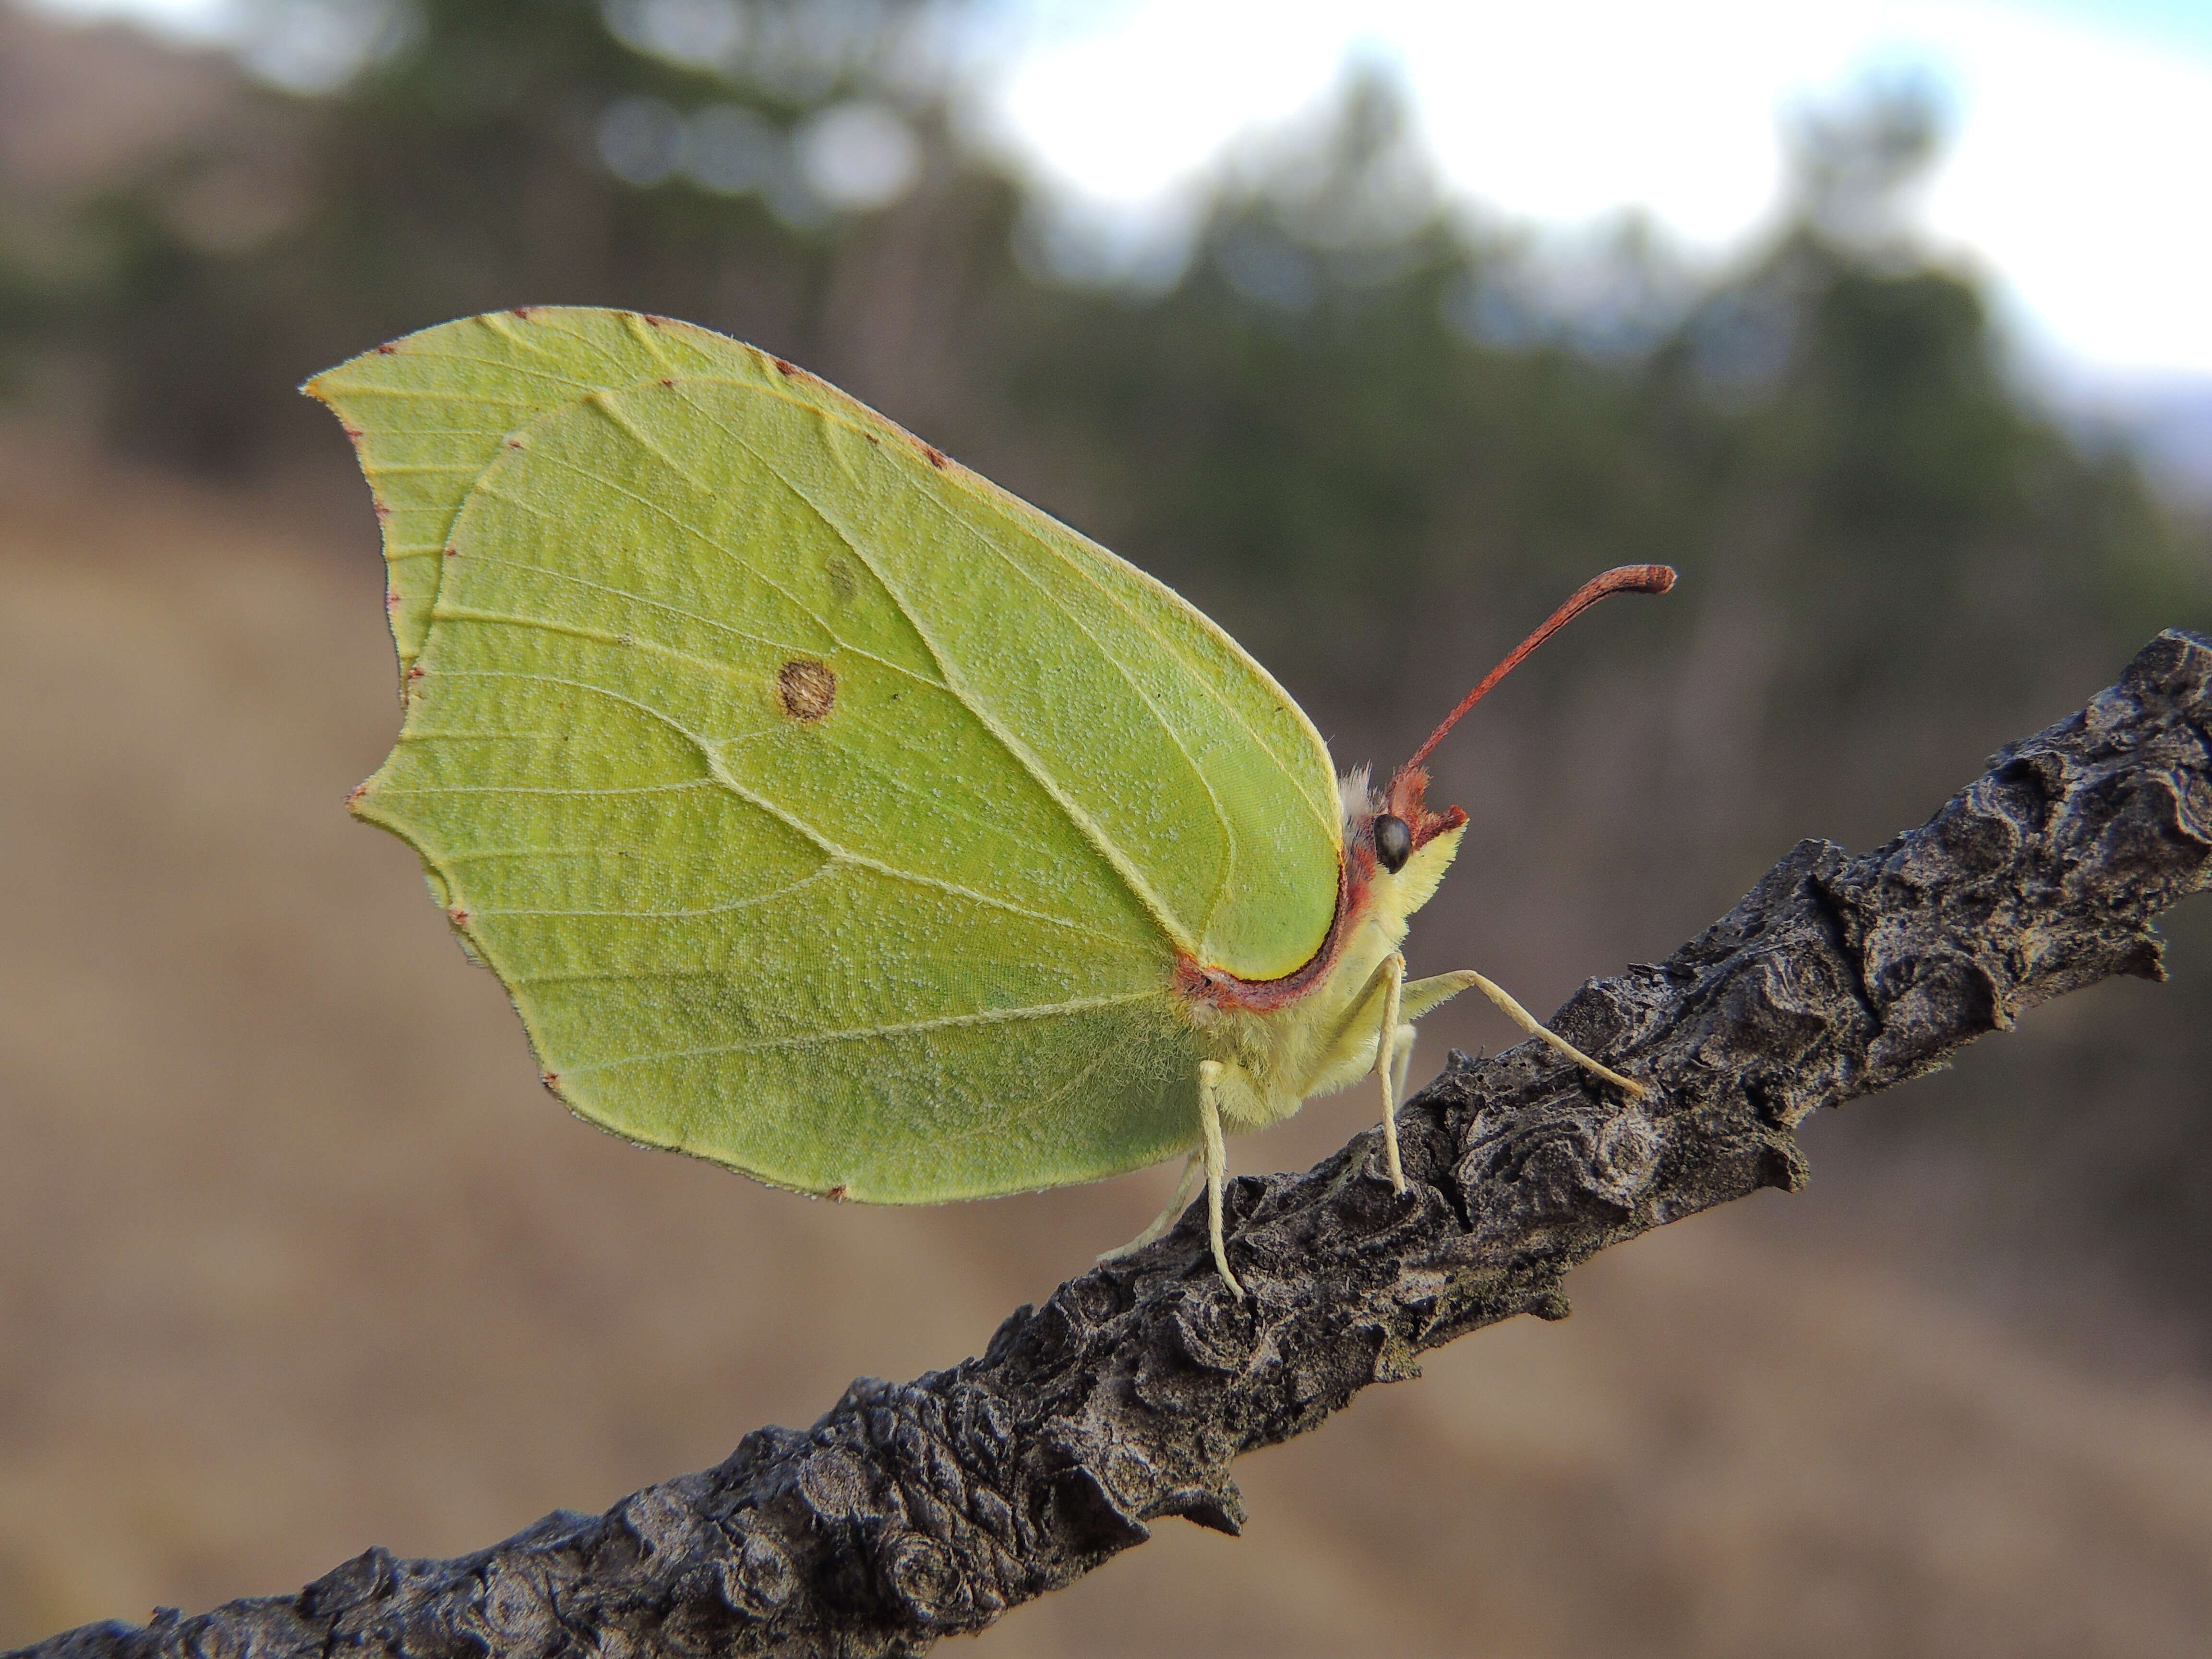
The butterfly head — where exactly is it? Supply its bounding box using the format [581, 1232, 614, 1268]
[1336, 764, 1467, 933]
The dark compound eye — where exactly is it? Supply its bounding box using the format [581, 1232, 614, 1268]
[1373, 813, 1412, 874]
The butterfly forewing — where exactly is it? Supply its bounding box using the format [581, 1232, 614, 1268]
[317, 309, 1343, 1200]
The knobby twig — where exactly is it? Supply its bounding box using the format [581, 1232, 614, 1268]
[15, 631, 2212, 1659]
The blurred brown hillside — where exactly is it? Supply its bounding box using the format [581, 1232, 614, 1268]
[3, 2, 2211, 1652]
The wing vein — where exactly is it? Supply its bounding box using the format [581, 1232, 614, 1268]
[474, 864, 837, 919]
[422, 667, 1116, 938]
[939, 524, 1243, 938]
[563, 990, 1163, 1073]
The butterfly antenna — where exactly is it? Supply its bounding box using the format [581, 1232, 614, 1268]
[1401, 564, 1677, 773]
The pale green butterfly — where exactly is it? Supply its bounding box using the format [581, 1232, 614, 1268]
[309, 307, 1670, 1295]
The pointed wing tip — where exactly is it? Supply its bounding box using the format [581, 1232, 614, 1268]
[304, 333, 423, 402]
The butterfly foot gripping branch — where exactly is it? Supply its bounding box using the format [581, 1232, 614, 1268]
[1096, 1153, 1203, 1265]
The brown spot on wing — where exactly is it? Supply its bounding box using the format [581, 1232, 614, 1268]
[777, 659, 837, 723]
[923, 445, 946, 469]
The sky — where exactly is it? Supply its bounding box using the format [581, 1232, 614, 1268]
[30, 0, 2212, 399]
[981, 0, 2212, 395]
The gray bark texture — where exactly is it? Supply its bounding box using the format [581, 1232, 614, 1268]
[16, 630, 2212, 1659]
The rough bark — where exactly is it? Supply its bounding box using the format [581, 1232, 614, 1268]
[16, 631, 2212, 1659]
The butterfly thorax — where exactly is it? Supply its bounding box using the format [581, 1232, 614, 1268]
[1171, 765, 1467, 1133]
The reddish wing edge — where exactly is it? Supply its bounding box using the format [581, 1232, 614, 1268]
[1173, 799, 1469, 1015]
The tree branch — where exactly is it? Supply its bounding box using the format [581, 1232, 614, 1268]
[16, 632, 2212, 1659]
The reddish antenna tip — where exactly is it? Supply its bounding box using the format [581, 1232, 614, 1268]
[1400, 564, 1679, 774]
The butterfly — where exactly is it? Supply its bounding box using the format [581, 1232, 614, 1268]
[311, 307, 1669, 1295]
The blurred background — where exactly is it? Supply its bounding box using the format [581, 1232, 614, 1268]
[3, 1, 2211, 1652]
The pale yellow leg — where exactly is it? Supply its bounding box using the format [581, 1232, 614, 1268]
[1198, 1059, 1245, 1298]
[1375, 951, 1407, 1191]
[1097, 1151, 1203, 1262]
[1462, 969, 1645, 1096]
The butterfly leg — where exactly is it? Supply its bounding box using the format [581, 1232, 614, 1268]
[1391, 1015, 1414, 1115]
[1374, 951, 1408, 1192]
[1198, 1059, 1245, 1298]
[1097, 1151, 1204, 1263]
[1459, 969, 1645, 1096]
